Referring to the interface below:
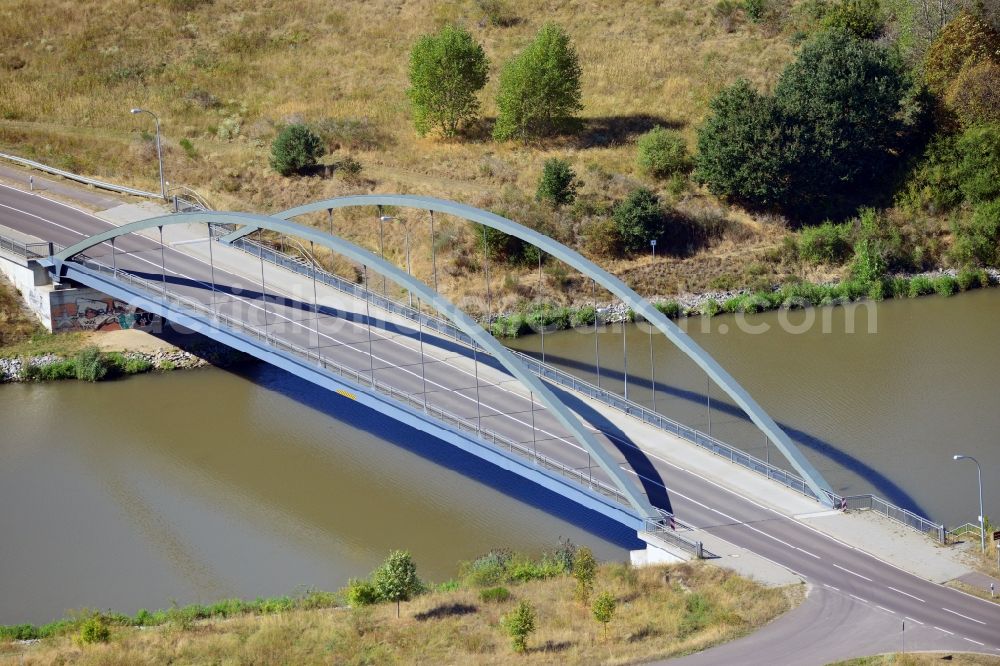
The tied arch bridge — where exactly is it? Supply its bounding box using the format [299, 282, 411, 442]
[39, 195, 837, 555]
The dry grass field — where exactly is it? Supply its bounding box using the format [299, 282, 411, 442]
[0, 561, 800, 666]
[0, 0, 811, 308]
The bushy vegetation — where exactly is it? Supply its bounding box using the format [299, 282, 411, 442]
[493, 23, 582, 140]
[797, 221, 854, 265]
[820, 0, 884, 39]
[12, 347, 161, 383]
[697, 28, 911, 218]
[478, 586, 511, 603]
[923, 11, 999, 96]
[269, 123, 325, 176]
[3, 547, 797, 664]
[613, 188, 664, 254]
[407, 25, 488, 138]
[952, 200, 1000, 267]
[636, 126, 692, 180]
[536, 157, 577, 206]
[0, 589, 339, 642]
[76, 615, 110, 645]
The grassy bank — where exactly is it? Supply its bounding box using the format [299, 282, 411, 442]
[489, 269, 996, 338]
[0, 549, 798, 665]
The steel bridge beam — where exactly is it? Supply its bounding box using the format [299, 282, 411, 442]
[50, 211, 660, 520]
[221, 195, 836, 507]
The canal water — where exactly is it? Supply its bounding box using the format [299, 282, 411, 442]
[1, 289, 998, 623]
[0, 365, 629, 624]
[510, 288, 1000, 531]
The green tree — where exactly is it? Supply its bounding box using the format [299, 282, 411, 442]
[407, 25, 489, 137]
[923, 12, 1000, 95]
[536, 157, 577, 206]
[945, 60, 1000, 126]
[695, 80, 796, 209]
[371, 550, 420, 618]
[572, 546, 597, 604]
[697, 30, 909, 218]
[773, 28, 908, 215]
[613, 188, 664, 255]
[270, 124, 325, 176]
[637, 126, 692, 180]
[591, 591, 616, 640]
[500, 600, 537, 653]
[493, 23, 582, 141]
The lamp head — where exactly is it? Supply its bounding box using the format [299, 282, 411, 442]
[953, 454, 965, 461]
[130, 108, 142, 114]
[379, 215, 394, 222]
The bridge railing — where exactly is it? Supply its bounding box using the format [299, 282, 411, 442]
[840, 495, 946, 542]
[220, 235, 948, 543]
[3, 224, 942, 546]
[643, 518, 705, 559]
[67, 255, 680, 519]
[0, 151, 162, 199]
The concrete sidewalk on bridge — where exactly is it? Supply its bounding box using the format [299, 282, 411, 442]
[569, 387, 977, 586]
[5, 164, 980, 591]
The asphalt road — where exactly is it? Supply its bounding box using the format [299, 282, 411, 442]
[2, 183, 998, 662]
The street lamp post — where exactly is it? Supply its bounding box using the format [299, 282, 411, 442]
[129, 108, 166, 200]
[954, 454, 986, 553]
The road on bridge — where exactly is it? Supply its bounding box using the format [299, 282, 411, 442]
[1, 182, 998, 663]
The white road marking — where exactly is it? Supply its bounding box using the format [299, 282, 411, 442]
[850, 594, 869, 603]
[877, 605, 895, 614]
[887, 586, 925, 603]
[964, 637, 986, 646]
[794, 510, 841, 519]
[934, 626, 955, 635]
[942, 607, 987, 625]
[833, 563, 873, 582]
[904, 616, 924, 625]
[796, 547, 820, 559]
[823, 584, 840, 592]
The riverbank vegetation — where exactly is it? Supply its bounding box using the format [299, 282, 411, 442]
[0, 546, 798, 665]
[2, 1, 998, 316]
[14, 345, 154, 382]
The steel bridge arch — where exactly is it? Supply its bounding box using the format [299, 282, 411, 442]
[50, 211, 660, 520]
[221, 195, 836, 507]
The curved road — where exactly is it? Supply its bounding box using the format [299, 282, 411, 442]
[1, 181, 998, 663]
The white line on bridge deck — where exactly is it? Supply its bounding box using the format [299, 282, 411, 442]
[833, 563, 873, 582]
[887, 586, 925, 603]
[942, 607, 987, 625]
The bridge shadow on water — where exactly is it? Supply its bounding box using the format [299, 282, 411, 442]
[547, 384, 674, 515]
[138, 270, 926, 518]
[226, 359, 645, 551]
[526, 350, 928, 518]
